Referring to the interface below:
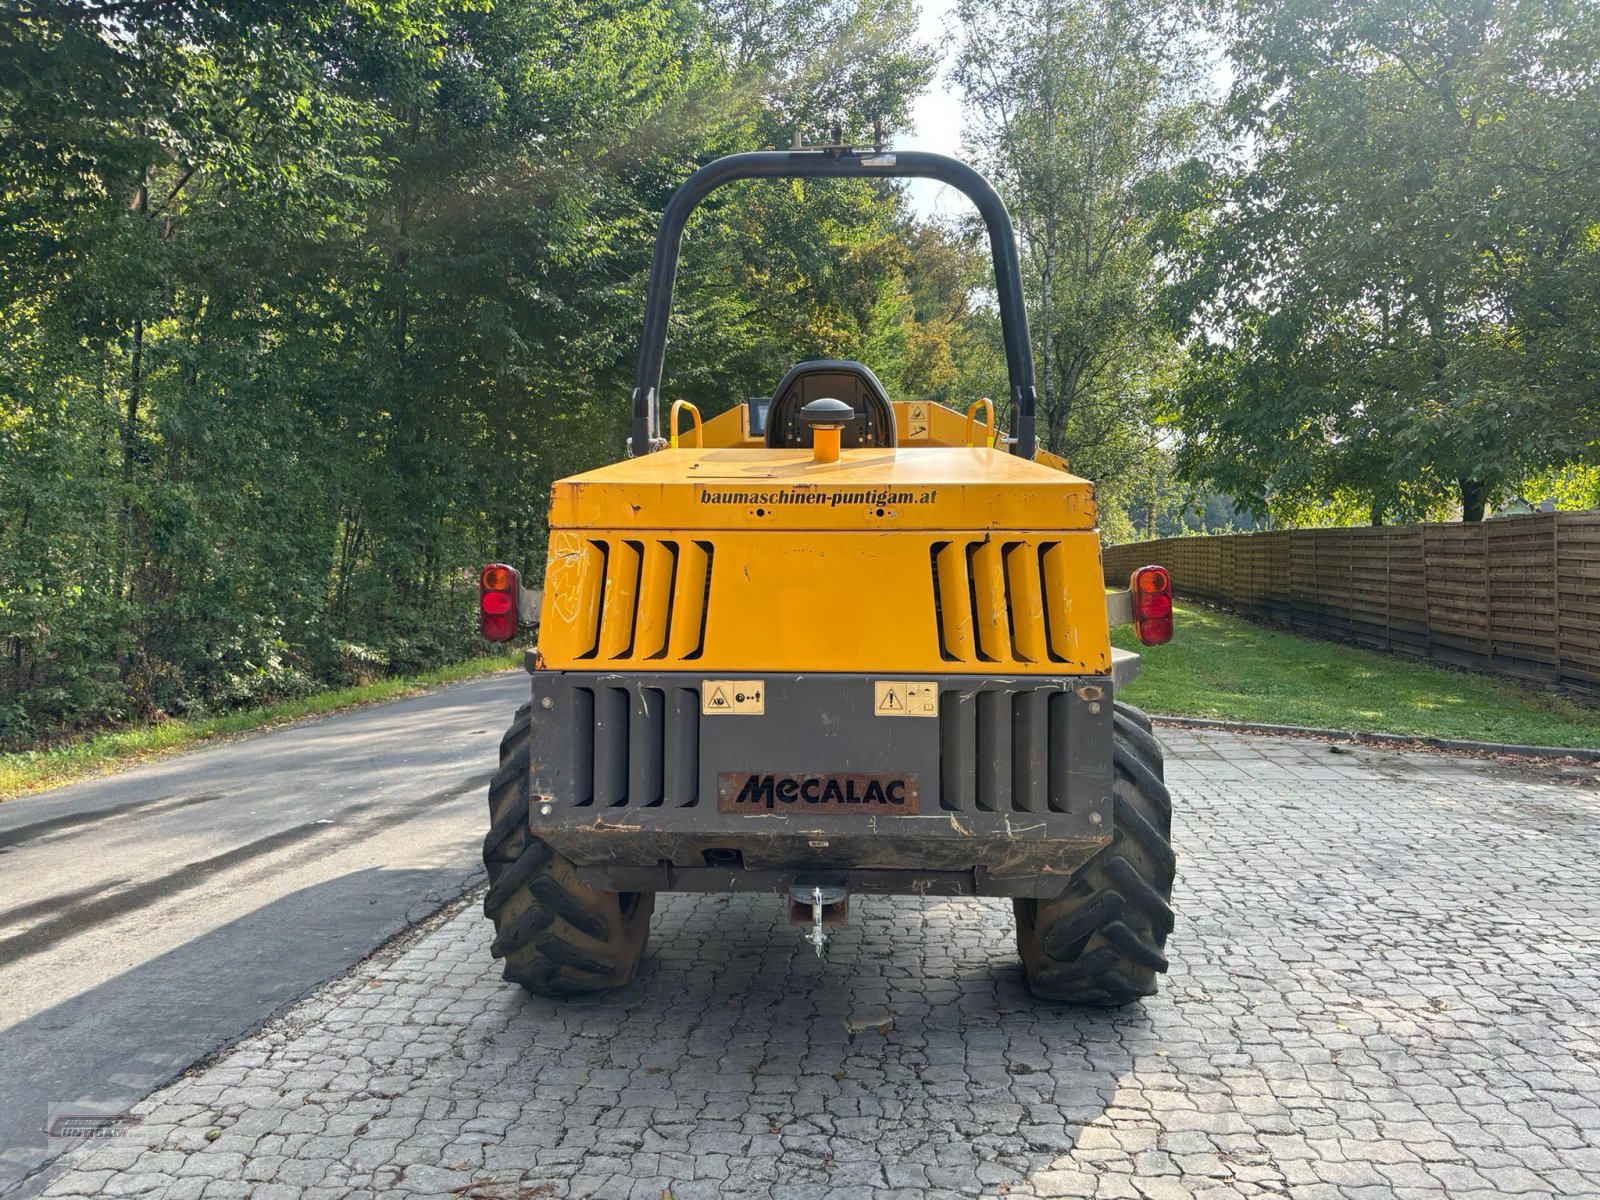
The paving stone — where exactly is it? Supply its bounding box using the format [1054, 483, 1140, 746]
[34, 730, 1600, 1199]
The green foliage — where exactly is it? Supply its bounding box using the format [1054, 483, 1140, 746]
[951, 0, 1212, 491]
[1115, 456, 1268, 543]
[1517, 463, 1600, 512]
[1163, 0, 1600, 525]
[21, 0, 1590, 753]
[0, 0, 932, 748]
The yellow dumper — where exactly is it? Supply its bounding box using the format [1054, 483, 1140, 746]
[478, 146, 1175, 1004]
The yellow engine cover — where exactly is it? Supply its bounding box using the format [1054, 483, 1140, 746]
[537, 446, 1112, 676]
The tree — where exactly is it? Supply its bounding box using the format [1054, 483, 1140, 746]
[0, 0, 937, 745]
[950, 0, 1211, 490]
[661, 3, 936, 416]
[708, 0, 934, 139]
[1164, 0, 1600, 523]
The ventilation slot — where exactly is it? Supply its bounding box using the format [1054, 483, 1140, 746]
[569, 684, 700, 808]
[938, 688, 972, 810]
[1003, 541, 1046, 663]
[593, 686, 630, 806]
[575, 542, 610, 660]
[575, 539, 714, 663]
[637, 544, 679, 661]
[666, 687, 701, 805]
[629, 687, 665, 806]
[975, 689, 1008, 808]
[1010, 689, 1047, 812]
[672, 542, 714, 661]
[931, 542, 972, 661]
[570, 687, 596, 805]
[1046, 690, 1071, 812]
[931, 539, 1067, 666]
[939, 684, 1070, 813]
[1038, 541, 1072, 663]
[967, 540, 1006, 663]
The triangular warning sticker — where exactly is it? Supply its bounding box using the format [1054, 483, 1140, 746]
[708, 687, 730, 709]
[875, 679, 936, 717]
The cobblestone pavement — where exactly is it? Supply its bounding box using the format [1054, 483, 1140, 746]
[30, 729, 1600, 1200]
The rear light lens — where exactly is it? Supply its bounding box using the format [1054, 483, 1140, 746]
[480, 562, 520, 642]
[1130, 564, 1173, 646]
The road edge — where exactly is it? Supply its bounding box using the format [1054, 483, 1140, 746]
[1, 662, 526, 803]
[1151, 714, 1600, 763]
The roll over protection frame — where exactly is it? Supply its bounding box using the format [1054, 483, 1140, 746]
[628, 149, 1038, 461]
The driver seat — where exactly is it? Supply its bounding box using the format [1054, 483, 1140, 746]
[763, 360, 897, 449]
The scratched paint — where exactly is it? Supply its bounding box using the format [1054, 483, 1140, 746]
[545, 531, 593, 626]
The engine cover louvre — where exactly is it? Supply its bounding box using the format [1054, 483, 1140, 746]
[936, 682, 1100, 814]
[930, 538, 1076, 668]
[558, 537, 714, 666]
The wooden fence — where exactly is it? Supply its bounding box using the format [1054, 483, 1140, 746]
[1102, 512, 1600, 698]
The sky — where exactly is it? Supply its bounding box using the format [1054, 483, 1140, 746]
[896, 0, 968, 219]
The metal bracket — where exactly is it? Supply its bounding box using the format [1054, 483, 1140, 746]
[1106, 589, 1134, 627]
[517, 585, 543, 628]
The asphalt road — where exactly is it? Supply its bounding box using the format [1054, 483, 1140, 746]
[0, 671, 529, 1195]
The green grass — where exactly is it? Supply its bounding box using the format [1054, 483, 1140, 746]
[1113, 602, 1600, 749]
[0, 652, 522, 801]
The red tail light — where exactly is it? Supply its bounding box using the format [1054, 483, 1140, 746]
[480, 563, 520, 642]
[1130, 564, 1173, 646]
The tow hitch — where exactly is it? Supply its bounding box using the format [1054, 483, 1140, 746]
[787, 884, 849, 957]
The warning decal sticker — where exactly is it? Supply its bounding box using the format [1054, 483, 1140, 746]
[701, 680, 765, 715]
[873, 681, 938, 718]
[905, 402, 930, 440]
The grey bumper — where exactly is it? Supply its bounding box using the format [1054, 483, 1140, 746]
[524, 671, 1116, 898]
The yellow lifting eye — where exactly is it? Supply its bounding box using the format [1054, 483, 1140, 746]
[965, 398, 996, 447]
[669, 400, 702, 449]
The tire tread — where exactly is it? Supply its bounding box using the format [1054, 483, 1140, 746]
[1015, 701, 1176, 1005]
[481, 704, 653, 995]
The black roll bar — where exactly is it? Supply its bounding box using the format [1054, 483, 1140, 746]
[628, 149, 1037, 460]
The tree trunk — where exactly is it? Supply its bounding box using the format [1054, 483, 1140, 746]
[122, 317, 143, 484]
[1460, 478, 1487, 523]
[120, 316, 145, 612]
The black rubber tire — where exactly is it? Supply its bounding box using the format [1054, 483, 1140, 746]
[1014, 700, 1175, 1005]
[482, 703, 654, 995]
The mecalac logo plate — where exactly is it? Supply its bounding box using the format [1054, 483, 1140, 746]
[717, 773, 920, 815]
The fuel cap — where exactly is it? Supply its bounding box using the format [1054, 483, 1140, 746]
[799, 397, 855, 428]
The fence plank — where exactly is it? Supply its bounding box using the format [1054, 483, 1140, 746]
[1103, 511, 1599, 698]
